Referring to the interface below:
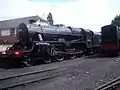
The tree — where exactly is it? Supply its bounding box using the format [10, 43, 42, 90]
[111, 14, 120, 27]
[47, 12, 54, 25]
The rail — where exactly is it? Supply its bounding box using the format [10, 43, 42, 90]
[95, 76, 120, 90]
[0, 66, 63, 90]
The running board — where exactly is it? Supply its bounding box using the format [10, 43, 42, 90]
[54, 51, 84, 55]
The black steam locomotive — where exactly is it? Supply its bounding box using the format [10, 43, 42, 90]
[0, 22, 101, 67]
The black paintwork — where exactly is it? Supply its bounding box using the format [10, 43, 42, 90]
[100, 25, 119, 55]
[101, 25, 118, 44]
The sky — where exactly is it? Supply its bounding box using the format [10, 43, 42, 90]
[0, 0, 120, 32]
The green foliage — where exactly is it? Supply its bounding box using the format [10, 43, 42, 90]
[111, 14, 120, 27]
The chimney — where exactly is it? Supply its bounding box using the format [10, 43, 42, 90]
[29, 19, 36, 24]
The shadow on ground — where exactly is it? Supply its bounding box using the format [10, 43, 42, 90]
[85, 54, 119, 59]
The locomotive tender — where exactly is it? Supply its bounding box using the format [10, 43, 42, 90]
[0, 19, 101, 67]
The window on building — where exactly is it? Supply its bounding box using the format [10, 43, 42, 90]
[1, 30, 10, 36]
[10, 28, 15, 36]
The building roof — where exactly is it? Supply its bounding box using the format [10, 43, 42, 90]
[0, 15, 43, 29]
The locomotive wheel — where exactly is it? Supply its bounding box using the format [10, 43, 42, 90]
[56, 54, 64, 61]
[70, 55, 76, 59]
[43, 57, 52, 64]
[51, 45, 64, 62]
[43, 46, 52, 64]
[22, 56, 34, 67]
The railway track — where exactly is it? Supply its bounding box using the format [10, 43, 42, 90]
[0, 56, 120, 90]
[95, 76, 120, 90]
[0, 66, 66, 90]
[0, 57, 85, 90]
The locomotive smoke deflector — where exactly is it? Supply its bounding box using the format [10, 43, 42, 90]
[17, 23, 29, 44]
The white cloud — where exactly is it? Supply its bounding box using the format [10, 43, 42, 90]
[0, 0, 51, 19]
[51, 0, 112, 31]
[0, 0, 119, 32]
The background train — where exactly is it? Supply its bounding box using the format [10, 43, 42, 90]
[100, 25, 120, 56]
[0, 20, 101, 67]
